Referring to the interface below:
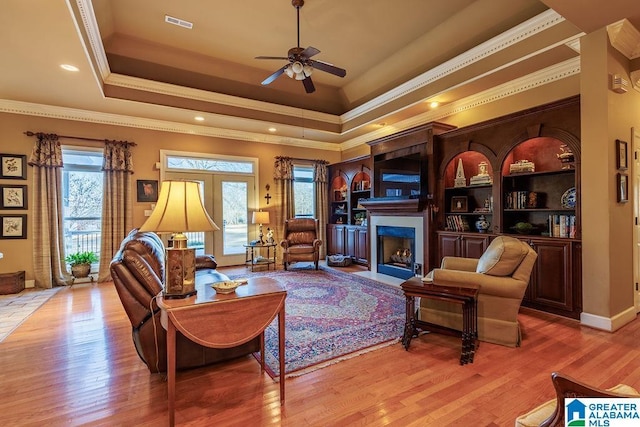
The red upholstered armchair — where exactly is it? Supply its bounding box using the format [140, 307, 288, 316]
[280, 218, 322, 270]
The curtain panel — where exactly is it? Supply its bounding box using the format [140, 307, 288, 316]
[98, 141, 134, 282]
[313, 160, 328, 258]
[273, 157, 295, 245]
[28, 133, 70, 288]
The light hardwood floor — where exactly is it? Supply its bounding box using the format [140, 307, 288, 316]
[1, 265, 639, 426]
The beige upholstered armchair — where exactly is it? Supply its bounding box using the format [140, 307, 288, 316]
[280, 218, 322, 270]
[420, 236, 537, 347]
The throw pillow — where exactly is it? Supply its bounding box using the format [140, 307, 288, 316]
[476, 236, 528, 276]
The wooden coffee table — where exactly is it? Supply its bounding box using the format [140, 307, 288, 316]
[400, 276, 479, 365]
[158, 274, 286, 426]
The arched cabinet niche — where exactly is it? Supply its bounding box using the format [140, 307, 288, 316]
[443, 151, 494, 233]
[500, 136, 579, 239]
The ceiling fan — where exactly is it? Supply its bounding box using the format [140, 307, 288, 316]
[255, 0, 346, 93]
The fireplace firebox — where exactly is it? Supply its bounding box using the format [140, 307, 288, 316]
[376, 226, 415, 279]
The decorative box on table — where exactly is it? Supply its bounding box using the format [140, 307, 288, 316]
[0, 271, 25, 295]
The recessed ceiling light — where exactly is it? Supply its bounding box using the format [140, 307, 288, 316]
[60, 64, 79, 72]
[429, 101, 439, 108]
[194, 116, 205, 121]
[268, 127, 277, 132]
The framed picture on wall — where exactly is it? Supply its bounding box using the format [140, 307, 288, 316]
[0, 214, 27, 239]
[136, 180, 159, 202]
[0, 185, 27, 209]
[616, 139, 628, 171]
[0, 154, 27, 180]
[617, 173, 628, 203]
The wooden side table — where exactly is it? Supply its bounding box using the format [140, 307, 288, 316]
[158, 275, 286, 426]
[400, 276, 479, 365]
[244, 243, 277, 271]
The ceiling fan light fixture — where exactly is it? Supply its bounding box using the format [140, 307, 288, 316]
[291, 61, 304, 74]
[303, 64, 313, 75]
[285, 66, 294, 78]
[255, 0, 344, 92]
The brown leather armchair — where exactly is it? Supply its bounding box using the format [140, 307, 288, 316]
[110, 229, 258, 373]
[280, 218, 322, 270]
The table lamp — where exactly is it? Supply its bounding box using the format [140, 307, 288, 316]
[252, 211, 270, 244]
[139, 180, 219, 299]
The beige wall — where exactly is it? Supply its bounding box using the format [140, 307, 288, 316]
[581, 28, 639, 325]
[0, 113, 341, 281]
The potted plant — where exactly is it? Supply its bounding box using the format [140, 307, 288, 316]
[65, 251, 98, 278]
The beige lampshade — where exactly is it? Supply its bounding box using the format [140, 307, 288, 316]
[139, 180, 220, 233]
[252, 211, 270, 225]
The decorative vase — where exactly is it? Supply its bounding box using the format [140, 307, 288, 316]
[475, 215, 490, 233]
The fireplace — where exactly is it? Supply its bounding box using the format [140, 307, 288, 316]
[377, 226, 415, 279]
[367, 215, 424, 280]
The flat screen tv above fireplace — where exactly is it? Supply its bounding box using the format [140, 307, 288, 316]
[373, 152, 425, 199]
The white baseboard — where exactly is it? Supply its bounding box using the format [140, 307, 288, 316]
[25, 279, 35, 289]
[580, 306, 637, 331]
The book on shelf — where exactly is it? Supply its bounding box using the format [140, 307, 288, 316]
[547, 214, 576, 238]
[445, 215, 470, 232]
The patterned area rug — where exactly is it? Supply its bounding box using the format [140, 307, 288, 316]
[228, 266, 405, 379]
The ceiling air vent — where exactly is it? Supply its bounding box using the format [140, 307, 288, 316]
[164, 15, 193, 30]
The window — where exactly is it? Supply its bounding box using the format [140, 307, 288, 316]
[293, 165, 315, 217]
[62, 148, 104, 264]
[166, 155, 254, 174]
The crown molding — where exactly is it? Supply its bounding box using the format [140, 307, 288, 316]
[105, 74, 341, 126]
[607, 19, 640, 60]
[339, 57, 581, 151]
[631, 70, 640, 93]
[341, 9, 567, 124]
[74, 0, 111, 81]
[0, 99, 340, 151]
[0, 56, 580, 153]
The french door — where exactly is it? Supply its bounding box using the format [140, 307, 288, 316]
[163, 171, 256, 266]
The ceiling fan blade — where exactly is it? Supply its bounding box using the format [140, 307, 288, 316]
[255, 56, 289, 60]
[300, 46, 320, 60]
[302, 76, 315, 93]
[309, 60, 346, 78]
[261, 66, 287, 85]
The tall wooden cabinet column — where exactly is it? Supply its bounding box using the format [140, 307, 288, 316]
[327, 157, 372, 265]
[434, 96, 582, 319]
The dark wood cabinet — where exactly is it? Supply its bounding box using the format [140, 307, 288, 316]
[437, 231, 492, 263]
[519, 237, 580, 319]
[326, 224, 369, 266]
[327, 224, 346, 257]
[354, 227, 368, 264]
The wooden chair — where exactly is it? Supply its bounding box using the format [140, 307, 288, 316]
[515, 372, 640, 427]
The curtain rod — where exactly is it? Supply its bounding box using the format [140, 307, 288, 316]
[275, 156, 328, 164]
[24, 131, 137, 146]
